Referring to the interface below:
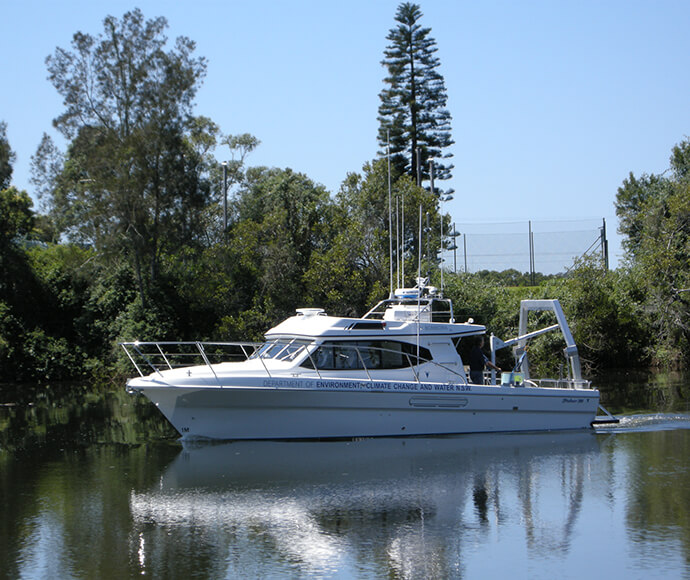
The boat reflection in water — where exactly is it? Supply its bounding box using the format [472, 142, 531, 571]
[130, 431, 604, 578]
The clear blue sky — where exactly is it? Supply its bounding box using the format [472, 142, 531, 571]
[3, 0, 690, 269]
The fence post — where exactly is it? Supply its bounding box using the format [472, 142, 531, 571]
[601, 218, 609, 270]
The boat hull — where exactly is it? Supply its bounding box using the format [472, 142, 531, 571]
[128, 380, 600, 440]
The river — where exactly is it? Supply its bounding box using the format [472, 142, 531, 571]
[1, 372, 689, 579]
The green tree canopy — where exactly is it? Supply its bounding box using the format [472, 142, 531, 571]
[0, 187, 34, 244]
[0, 121, 15, 190]
[615, 138, 690, 366]
[337, 158, 447, 293]
[39, 8, 212, 305]
[377, 2, 454, 189]
[227, 167, 334, 321]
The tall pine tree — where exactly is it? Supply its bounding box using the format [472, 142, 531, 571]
[377, 3, 454, 190]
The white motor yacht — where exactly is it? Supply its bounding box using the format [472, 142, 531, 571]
[122, 279, 615, 439]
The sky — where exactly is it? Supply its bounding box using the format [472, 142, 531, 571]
[3, 0, 690, 270]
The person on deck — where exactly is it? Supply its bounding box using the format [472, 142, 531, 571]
[468, 336, 502, 384]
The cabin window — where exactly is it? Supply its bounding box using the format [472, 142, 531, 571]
[301, 340, 433, 370]
[250, 339, 312, 361]
[346, 321, 386, 330]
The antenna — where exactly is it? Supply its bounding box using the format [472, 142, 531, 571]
[401, 189, 405, 286]
[418, 204, 423, 284]
[417, 203, 423, 359]
[430, 160, 444, 292]
[396, 196, 400, 289]
[387, 130, 393, 297]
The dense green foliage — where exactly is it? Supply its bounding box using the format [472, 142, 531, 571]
[615, 140, 690, 367]
[1, 6, 688, 382]
[377, 2, 453, 189]
[41, 8, 211, 307]
[0, 121, 15, 190]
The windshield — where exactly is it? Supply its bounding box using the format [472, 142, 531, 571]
[249, 338, 312, 362]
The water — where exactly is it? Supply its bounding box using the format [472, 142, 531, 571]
[1, 374, 689, 579]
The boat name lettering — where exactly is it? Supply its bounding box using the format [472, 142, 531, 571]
[262, 378, 471, 392]
[562, 398, 584, 404]
[263, 379, 305, 389]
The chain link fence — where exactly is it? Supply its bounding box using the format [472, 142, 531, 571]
[442, 218, 609, 276]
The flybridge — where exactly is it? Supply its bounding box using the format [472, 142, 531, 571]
[363, 279, 458, 324]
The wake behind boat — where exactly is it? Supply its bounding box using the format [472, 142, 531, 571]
[121, 279, 616, 440]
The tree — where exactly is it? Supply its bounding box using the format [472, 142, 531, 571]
[0, 186, 36, 319]
[229, 167, 334, 321]
[214, 133, 261, 238]
[0, 187, 34, 245]
[336, 158, 447, 293]
[220, 134, 261, 198]
[0, 121, 15, 190]
[615, 171, 668, 257]
[377, 3, 454, 189]
[40, 9, 211, 305]
[545, 258, 649, 371]
[30, 134, 64, 212]
[615, 138, 690, 367]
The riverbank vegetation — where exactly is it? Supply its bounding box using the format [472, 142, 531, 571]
[2, 135, 688, 382]
[1, 7, 688, 383]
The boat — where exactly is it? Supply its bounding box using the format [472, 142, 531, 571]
[121, 277, 616, 440]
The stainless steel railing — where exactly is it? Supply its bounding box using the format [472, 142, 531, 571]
[120, 341, 261, 378]
[121, 341, 590, 389]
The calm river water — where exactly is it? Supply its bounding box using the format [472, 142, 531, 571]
[1, 372, 689, 579]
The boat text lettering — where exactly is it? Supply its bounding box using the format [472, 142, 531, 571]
[262, 378, 472, 393]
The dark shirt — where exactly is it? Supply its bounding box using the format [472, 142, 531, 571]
[468, 345, 488, 372]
